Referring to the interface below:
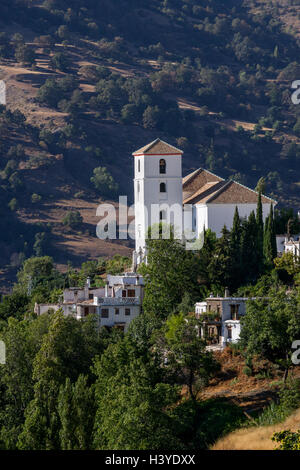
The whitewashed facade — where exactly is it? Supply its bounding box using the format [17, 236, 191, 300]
[284, 236, 300, 257]
[35, 273, 144, 332]
[195, 295, 250, 347]
[132, 139, 276, 264]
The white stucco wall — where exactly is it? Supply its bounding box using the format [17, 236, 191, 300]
[134, 153, 183, 254]
[206, 203, 272, 238]
[98, 304, 141, 332]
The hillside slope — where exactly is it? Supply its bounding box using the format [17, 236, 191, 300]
[212, 407, 300, 450]
[0, 0, 300, 288]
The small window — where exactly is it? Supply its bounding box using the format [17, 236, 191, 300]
[159, 159, 166, 174]
[89, 293, 93, 300]
[160, 210, 166, 221]
[160, 182, 166, 193]
[138, 159, 140, 172]
[115, 308, 119, 315]
[122, 290, 127, 298]
[227, 326, 232, 339]
[101, 308, 109, 318]
[125, 308, 130, 316]
[230, 304, 239, 320]
[128, 289, 135, 298]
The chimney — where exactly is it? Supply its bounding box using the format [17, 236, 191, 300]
[105, 281, 109, 298]
[86, 277, 91, 288]
[224, 287, 230, 298]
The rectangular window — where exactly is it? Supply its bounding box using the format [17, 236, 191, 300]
[115, 308, 119, 315]
[230, 304, 239, 320]
[128, 289, 135, 298]
[101, 308, 109, 318]
[89, 293, 93, 300]
[125, 308, 130, 316]
[227, 326, 232, 339]
[122, 290, 127, 298]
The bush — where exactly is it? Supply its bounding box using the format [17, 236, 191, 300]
[256, 379, 300, 426]
[90, 167, 118, 197]
[8, 198, 18, 211]
[62, 211, 83, 229]
[243, 366, 252, 377]
[31, 193, 42, 204]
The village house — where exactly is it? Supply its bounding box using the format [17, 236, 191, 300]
[34, 273, 144, 332]
[195, 291, 251, 347]
[284, 236, 300, 257]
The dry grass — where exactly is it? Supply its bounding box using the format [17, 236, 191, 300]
[212, 408, 300, 450]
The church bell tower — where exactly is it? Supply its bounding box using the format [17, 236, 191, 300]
[132, 138, 183, 268]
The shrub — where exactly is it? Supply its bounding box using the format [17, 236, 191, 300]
[90, 167, 118, 197]
[62, 211, 83, 229]
[8, 198, 18, 211]
[243, 366, 252, 377]
[31, 193, 42, 204]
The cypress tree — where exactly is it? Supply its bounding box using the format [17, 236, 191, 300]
[230, 206, 242, 288]
[241, 211, 259, 283]
[270, 203, 277, 260]
[208, 225, 232, 291]
[263, 204, 277, 267]
[256, 190, 264, 272]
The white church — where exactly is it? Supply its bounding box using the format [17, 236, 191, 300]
[132, 138, 276, 266]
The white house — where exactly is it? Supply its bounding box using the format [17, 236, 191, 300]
[284, 236, 300, 257]
[132, 138, 276, 265]
[195, 293, 251, 347]
[34, 273, 144, 332]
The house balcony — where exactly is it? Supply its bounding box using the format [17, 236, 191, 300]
[93, 296, 141, 306]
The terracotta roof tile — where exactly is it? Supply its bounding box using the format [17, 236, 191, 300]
[182, 168, 276, 205]
[183, 168, 224, 200]
[183, 181, 224, 204]
[133, 138, 183, 156]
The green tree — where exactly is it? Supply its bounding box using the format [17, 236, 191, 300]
[256, 191, 264, 272]
[141, 225, 202, 320]
[240, 211, 259, 283]
[18, 312, 102, 450]
[162, 313, 219, 402]
[230, 207, 242, 288]
[0, 315, 51, 449]
[62, 211, 83, 229]
[264, 204, 277, 267]
[93, 337, 184, 450]
[90, 167, 118, 197]
[240, 288, 300, 382]
[58, 375, 95, 450]
[208, 226, 233, 292]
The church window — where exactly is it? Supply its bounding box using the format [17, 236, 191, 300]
[160, 210, 165, 221]
[159, 159, 166, 174]
[160, 182, 166, 193]
[137, 181, 140, 199]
